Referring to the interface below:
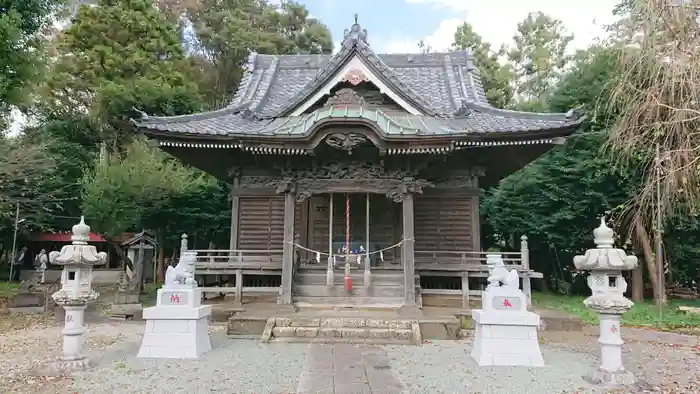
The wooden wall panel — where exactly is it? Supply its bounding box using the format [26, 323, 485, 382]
[237, 197, 285, 250]
[414, 195, 476, 251]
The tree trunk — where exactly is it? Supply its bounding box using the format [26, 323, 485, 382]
[634, 217, 666, 304]
[631, 265, 643, 302]
[157, 246, 165, 282]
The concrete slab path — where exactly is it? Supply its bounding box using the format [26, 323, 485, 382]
[296, 343, 404, 394]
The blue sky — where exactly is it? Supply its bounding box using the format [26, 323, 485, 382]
[296, 0, 621, 54]
[299, 0, 450, 53]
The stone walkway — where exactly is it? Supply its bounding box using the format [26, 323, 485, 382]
[296, 344, 403, 394]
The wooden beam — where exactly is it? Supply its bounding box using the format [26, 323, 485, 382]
[230, 188, 278, 197]
[422, 187, 480, 196]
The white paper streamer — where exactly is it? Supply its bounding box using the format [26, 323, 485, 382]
[315, 251, 320, 263]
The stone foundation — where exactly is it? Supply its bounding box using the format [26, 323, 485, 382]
[137, 287, 212, 359]
[471, 310, 544, 367]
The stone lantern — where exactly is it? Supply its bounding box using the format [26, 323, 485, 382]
[35, 216, 107, 375]
[573, 217, 638, 386]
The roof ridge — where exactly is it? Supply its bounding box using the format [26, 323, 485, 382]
[249, 56, 280, 113]
[229, 52, 258, 108]
[465, 101, 585, 121]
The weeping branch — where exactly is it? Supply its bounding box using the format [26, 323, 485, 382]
[606, 0, 700, 231]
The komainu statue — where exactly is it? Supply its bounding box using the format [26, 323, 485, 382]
[164, 251, 197, 288]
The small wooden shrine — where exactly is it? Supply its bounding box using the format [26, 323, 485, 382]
[132, 16, 584, 308]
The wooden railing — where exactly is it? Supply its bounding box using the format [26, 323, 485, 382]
[191, 249, 283, 272]
[186, 247, 283, 304]
[415, 236, 541, 309]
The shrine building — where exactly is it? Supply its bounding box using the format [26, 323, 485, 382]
[132, 16, 584, 309]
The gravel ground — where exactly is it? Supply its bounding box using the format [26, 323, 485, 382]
[385, 330, 700, 394]
[2, 319, 700, 394]
[387, 340, 600, 393]
[67, 326, 308, 394]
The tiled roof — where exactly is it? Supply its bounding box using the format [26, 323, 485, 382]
[133, 16, 584, 139]
[136, 106, 582, 137]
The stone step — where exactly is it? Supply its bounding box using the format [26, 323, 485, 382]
[293, 284, 404, 298]
[294, 272, 410, 286]
[292, 296, 406, 306]
[262, 316, 422, 345]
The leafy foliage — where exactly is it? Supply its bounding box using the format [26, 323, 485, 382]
[0, 0, 61, 128]
[189, 0, 333, 108]
[451, 22, 515, 109]
[482, 45, 641, 288]
[81, 138, 211, 236]
[508, 11, 574, 110]
[44, 0, 202, 147]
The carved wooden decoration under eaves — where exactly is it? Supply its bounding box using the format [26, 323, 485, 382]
[325, 133, 367, 152]
[326, 88, 365, 106]
[289, 163, 433, 203]
[239, 163, 433, 202]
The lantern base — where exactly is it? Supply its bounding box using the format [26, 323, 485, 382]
[32, 357, 93, 376]
[585, 368, 636, 387]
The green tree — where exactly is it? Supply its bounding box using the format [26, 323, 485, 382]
[81, 138, 211, 237]
[44, 0, 202, 148]
[508, 12, 573, 110]
[21, 116, 100, 230]
[189, 0, 333, 108]
[482, 45, 640, 294]
[451, 22, 514, 109]
[0, 0, 62, 128]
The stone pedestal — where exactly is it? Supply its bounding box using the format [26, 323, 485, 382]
[137, 286, 212, 359]
[471, 285, 544, 367]
[111, 290, 142, 320]
[584, 313, 635, 385]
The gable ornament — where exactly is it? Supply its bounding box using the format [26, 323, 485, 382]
[326, 88, 365, 106]
[341, 68, 369, 86]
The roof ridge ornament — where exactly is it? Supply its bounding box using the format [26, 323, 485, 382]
[343, 13, 369, 47]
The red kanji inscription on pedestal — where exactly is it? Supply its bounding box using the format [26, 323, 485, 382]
[169, 294, 180, 304]
[610, 325, 618, 334]
[503, 298, 512, 308]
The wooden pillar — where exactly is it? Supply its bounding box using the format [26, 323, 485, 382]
[461, 272, 470, 309]
[402, 193, 416, 305]
[280, 191, 296, 304]
[326, 193, 334, 286]
[229, 176, 240, 251]
[234, 268, 243, 305]
[227, 176, 241, 297]
[364, 193, 371, 287]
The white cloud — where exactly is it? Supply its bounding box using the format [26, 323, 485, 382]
[380, 18, 462, 53]
[403, 0, 620, 53]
